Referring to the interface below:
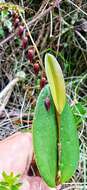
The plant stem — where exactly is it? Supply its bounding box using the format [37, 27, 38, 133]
[56, 111, 61, 185]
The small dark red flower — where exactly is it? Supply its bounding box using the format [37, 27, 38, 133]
[40, 77, 46, 89]
[17, 25, 24, 37]
[27, 48, 35, 62]
[44, 97, 51, 111]
[14, 18, 20, 28]
[33, 63, 39, 75]
[22, 36, 28, 49]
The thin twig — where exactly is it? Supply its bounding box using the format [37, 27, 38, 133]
[67, 0, 87, 16]
[0, 78, 19, 100]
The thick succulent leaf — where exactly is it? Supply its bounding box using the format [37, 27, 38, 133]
[33, 85, 58, 187]
[45, 53, 66, 114]
[59, 102, 79, 183]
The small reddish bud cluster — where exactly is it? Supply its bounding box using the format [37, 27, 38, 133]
[12, 12, 35, 62]
[10, 11, 48, 92]
[33, 62, 46, 89]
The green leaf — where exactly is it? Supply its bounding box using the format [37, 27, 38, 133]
[45, 53, 66, 114]
[11, 184, 21, 190]
[59, 102, 79, 183]
[33, 85, 58, 187]
[0, 184, 8, 190]
[0, 172, 21, 190]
